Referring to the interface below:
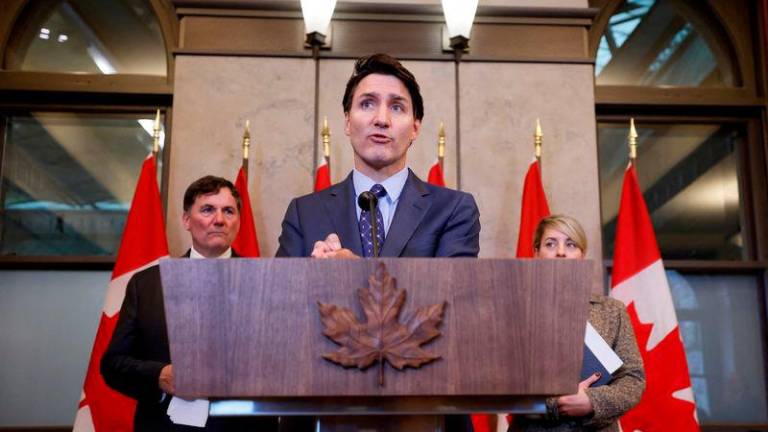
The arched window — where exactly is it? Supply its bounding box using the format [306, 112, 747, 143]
[0, 0, 175, 261]
[4, 0, 167, 75]
[595, 0, 740, 87]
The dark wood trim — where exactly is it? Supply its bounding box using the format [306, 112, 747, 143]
[176, 8, 594, 27]
[746, 118, 768, 261]
[0, 91, 172, 111]
[177, 15, 593, 63]
[759, 269, 768, 422]
[175, 1, 598, 20]
[173, 48, 594, 65]
[0, 71, 172, 94]
[0, 0, 28, 66]
[738, 119, 756, 259]
[757, 0, 768, 98]
[176, 7, 301, 19]
[150, 0, 180, 84]
[0, 114, 7, 248]
[596, 86, 761, 107]
[0, 255, 115, 270]
[172, 48, 312, 58]
[597, 114, 756, 123]
[604, 259, 768, 272]
[587, 0, 621, 57]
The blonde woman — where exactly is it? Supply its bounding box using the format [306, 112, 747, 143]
[513, 215, 645, 432]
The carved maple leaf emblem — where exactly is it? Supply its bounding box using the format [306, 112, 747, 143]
[318, 262, 445, 386]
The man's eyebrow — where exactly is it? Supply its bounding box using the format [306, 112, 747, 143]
[388, 94, 410, 103]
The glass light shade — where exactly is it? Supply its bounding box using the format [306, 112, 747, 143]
[300, 0, 337, 36]
[441, 0, 478, 39]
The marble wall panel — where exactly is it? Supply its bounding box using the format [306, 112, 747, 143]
[459, 63, 600, 264]
[317, 59, 457, 188]
[168, 56, 315, 257]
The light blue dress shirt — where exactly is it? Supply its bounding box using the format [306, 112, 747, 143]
[352, 167, 409, 237]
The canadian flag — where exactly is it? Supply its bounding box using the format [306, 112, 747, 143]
[427, 159, 445, 187]
[73, 154, 169, 432]
[314, 156, 331, 192]
[231, 166, 261, 257]
[515, 159, 550, 258]
[610, 162, 699, 431]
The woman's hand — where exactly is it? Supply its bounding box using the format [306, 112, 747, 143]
[557, 372, 600, 417]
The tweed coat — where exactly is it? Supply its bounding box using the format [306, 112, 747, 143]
[513, 294, 646, 432]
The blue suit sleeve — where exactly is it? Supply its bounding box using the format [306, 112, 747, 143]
[276, 198, 305, 257]
[435, 192, 480, 257]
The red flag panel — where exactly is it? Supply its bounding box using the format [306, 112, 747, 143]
[314, 160, 331, 192]
[612, 163, 699, 431]
[75, 154, 169, 431]
[515, 160, 550, 258]
[427, 160, 446, 187]
[232, 166, 261, 257]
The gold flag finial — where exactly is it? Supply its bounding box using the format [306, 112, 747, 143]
[152, 109, 161, 155]
[437, 121, 446, 159]
[321, 116, 331, 158]
[628, 118, 638, 161]
[534, 118, 543, 160]
[242, 120, 251, 160]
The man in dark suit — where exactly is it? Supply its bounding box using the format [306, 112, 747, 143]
[276, 53, 480, 258]
[101, 176, 277, 431]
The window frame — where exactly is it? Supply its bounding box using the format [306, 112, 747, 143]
[591, 0, 768, 428]
[0, 0, 177, 268]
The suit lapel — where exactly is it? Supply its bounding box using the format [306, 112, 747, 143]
[381, 170, 432, 257]
[324, 173, 364, 256]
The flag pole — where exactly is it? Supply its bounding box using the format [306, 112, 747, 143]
[242, 119, 251, 178]
[628, 117, 638, 163]
[534, 118, 543, 179]
[534, 118, 543, 163]
[152, 109, 161, 158]
[322, 116, 331, 175]
[437, 121, 445, 170]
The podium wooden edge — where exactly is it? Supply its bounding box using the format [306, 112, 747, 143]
[210, 396, 547, 416]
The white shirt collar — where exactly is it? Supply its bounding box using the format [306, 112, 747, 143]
[190, 246, 232, 259]
[352, 166, 409, 206]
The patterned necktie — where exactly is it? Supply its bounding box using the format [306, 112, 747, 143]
[359, 184, 387, 257]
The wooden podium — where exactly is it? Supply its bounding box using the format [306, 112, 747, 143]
[159, 258, 592, 431]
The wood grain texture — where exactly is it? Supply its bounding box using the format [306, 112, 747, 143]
[159, 258, 591, 399]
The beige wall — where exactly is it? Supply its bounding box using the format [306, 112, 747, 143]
[459, 63, 600, 261]
[168, 56, 315, 257]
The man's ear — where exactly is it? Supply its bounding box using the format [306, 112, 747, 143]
[344, 112, 351, 137]
[182, 211, 191, 231]
[411, 119, 422, 141]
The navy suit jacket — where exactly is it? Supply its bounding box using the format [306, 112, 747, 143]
[276, 170, 480, 257]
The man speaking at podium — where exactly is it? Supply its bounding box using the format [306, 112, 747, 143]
[276, 53, 480, 259]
